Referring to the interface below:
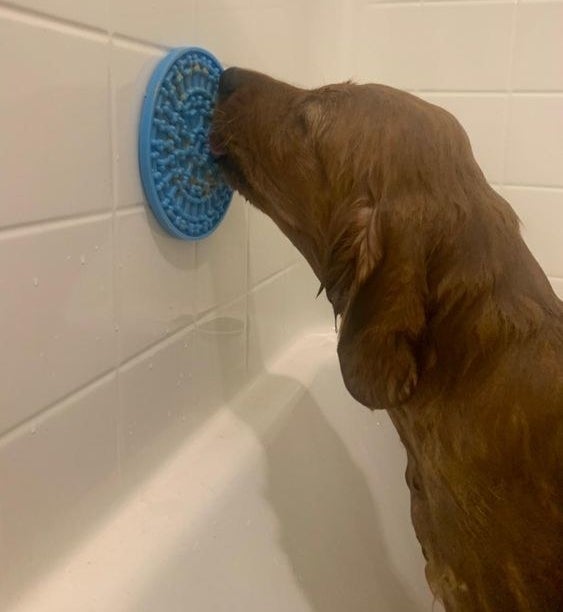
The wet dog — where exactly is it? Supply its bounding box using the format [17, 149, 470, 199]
[211, 68, 563, 611]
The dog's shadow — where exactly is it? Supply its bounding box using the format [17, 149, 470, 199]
[233, 376, 423, 612]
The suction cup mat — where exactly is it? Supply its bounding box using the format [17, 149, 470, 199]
[139, 47, 233, 240]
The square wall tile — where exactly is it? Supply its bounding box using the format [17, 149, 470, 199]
[241, 6, 309, 83]
[285, 259, 333, 336]
[118, 326, 196, 465]
[0, 16, 111, 228]
[505, 96, 563, 187]
[196, 196, 247, 315]
[417, 3, 513, 91]
[357, 5, 423, 90]
[249, 207, 296, 288]
[116, 207, 196, 362]
[512, 2, 563, 92]
[111, 0, 196, 47]
[112, 40, 164, 208]
[195, 5, 308, 84]
[247, 271, 290, 379]
[193, 297, 247, 412]
[4, 0, 109, 30]
[419, 94, 507, 184]
[358, 3, 513, 91]
[0, 375, 118, 601]
[503, 187, 563, 278]
[0, 218, 115, 434]
[194, 6, 251, 69]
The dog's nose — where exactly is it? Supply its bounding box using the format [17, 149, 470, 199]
[218, 67, 241, 100]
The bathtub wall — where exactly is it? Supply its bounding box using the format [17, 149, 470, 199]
[0, 0, 331, 603]
[314, 0, 563, 297]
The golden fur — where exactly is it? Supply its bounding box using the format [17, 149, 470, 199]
[212, 69, 563, 611]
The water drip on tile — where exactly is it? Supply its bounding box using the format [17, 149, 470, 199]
[32, 277, 39, 287]
[80, 255, 86, 265]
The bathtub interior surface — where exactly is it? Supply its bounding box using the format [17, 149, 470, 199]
[8, 333, 435, 612]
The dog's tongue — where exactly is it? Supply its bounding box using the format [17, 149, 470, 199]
[209, 131, 226, 158]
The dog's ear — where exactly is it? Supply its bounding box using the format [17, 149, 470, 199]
[326, 200, 428, 409]
[323, 202, 383, 318]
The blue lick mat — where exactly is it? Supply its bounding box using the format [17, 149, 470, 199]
[139, 47, 233, 240]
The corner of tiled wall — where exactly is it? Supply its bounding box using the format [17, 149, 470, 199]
[0, 0, 330, 605]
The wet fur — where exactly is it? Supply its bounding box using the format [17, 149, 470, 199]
[212, 70, 563, 611]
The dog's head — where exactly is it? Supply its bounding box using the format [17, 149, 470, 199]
[211, 68, 534, 409]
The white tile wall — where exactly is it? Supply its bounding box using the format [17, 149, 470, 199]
[1, 0, 560, 604]
[111, 40, 164, 208]
[504, 95, 563, 187]
[502, 186, 563, 278]
[110, 0, 196, 47]
[0, 217, 115, 434]
[0, 374, 119, 600]
[0, 2, 328, 603]
[357, 3, 513, 91]
[195, 195, 247, 315]
[116, 207, 196, 362]
[5, 0, 109, 30]
[248, 207, 296, 287]
[0, 12, 111, 227]
[512, 2, 563, 92]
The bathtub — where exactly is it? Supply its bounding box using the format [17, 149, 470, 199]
[8, 332, 435, 612]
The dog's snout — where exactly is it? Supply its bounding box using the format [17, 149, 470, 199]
[218, 67, 242, 100]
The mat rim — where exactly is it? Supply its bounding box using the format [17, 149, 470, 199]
[138, 46, 233, 241]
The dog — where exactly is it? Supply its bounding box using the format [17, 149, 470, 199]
[211, 68, 563, 612]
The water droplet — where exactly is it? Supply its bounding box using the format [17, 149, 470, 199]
[94, 245, 99, 252]
[80, 255, 86, 265]
[376, 421, 381, 426]
[32, 277, 39, 287]
[114, 325, 119, 332]
[128, 430, 133, 436]
[148, 362, 153, 370]
[183, 342, 189, 349]
[30, 424, 37, 435]
[66, 255, 71, 261]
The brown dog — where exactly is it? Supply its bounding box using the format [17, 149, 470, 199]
[211, 68, 563, 611]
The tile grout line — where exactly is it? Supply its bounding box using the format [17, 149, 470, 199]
[107, 32, 124, 477]
[499, 0, 519, 188]
[111, 32, 170, 54]
[0, 211, 113, 241]
[0, 1, 108, 42]
[0, 370, 117, 447]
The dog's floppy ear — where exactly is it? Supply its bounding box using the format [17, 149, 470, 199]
[325, 199, 428, 409]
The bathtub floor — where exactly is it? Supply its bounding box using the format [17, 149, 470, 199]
[7, 332, 436, 612]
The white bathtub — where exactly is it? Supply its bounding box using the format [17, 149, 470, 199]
[8, 332, 435, 612]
